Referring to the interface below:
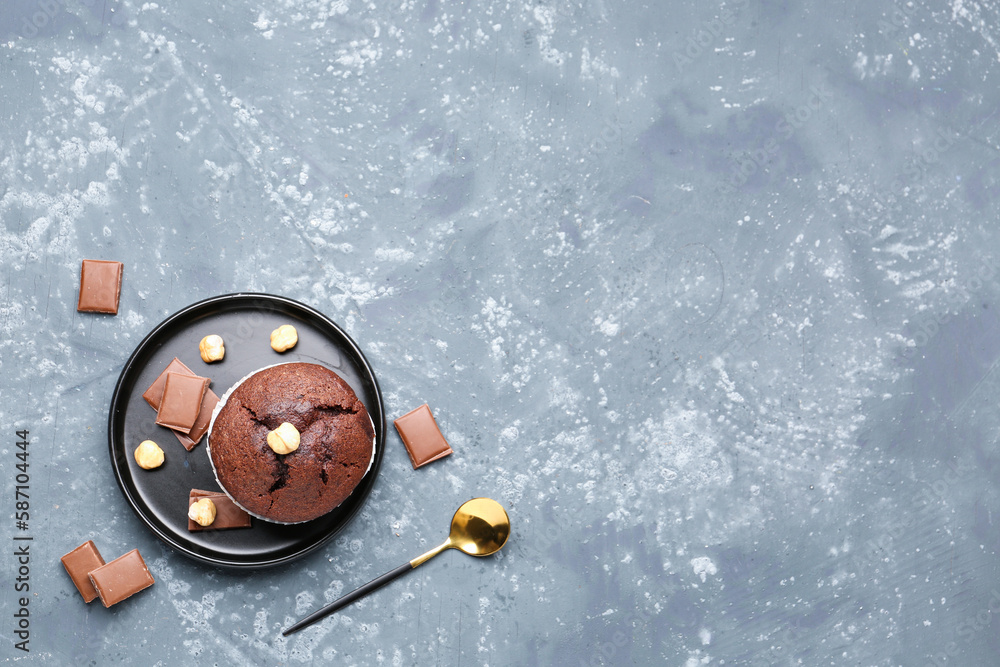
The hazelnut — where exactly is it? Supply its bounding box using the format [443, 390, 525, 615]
[188, 498, 217, 527]
[267, 422, 300, 455]
[199, 334, 225, 363]
[134, 440, 164, 470]
[270, 324, 298, 353]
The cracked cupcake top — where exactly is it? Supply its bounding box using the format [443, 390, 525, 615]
[208, 362, 375, 524]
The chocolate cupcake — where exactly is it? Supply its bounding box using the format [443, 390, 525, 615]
[207, 363, 375, 524]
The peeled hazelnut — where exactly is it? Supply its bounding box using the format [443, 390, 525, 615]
[270, 324, 298, 353]
[199, 334, 225, 363]
[134, 440, 164, 470]
[188, 498, 217, 527]
[267, 422, 300, 455]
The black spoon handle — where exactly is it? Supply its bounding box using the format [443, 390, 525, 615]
[282, 562, 413, 636]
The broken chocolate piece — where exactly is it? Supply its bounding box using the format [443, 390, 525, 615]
[88, 549, 154, 608]
[393, 403, 453, 469]
[142, 357, 196, 410]
[77, 260, 123, 314]
[60, 540, 106, 603]
[143, 359, 216, 449]
[155, 372, 210, 434]
[188, 489, 252, 531]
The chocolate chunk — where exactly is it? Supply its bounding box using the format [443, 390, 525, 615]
[393, 403, 453, 469]
[188, 489, 252, 531]
[77, 260, 123, 314]
[142, 357, 196, 410]
[156, 372, 210, 434]
[143, 359, 216, 449]
[88, 549, 154, 608]
[60, 540, 106, 603]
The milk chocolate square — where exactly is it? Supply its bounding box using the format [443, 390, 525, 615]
[60, 540, 106, 603]
[188, 489, 252, 531]
[77, 260, 123, 314]
[143, 359, 215, 449]
[142, 357, 196, 410]
[393, 403, 453, 469]
[88, 549, 154, 608]
[155, 372, 210, 434]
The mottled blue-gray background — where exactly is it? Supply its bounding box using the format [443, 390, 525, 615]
[1, 0, 999, 665]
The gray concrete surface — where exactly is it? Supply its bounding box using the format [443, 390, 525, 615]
[1, 0, 999, 664]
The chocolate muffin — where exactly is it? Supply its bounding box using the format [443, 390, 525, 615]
[208, 363, 375, 524]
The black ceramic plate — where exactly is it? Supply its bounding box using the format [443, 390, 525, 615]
[108, 293, 385, 568]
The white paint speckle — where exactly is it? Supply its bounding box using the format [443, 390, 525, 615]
[690, 556, 718, 583]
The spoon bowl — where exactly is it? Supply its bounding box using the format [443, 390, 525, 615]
[413, 497, 510, 566]
[451, 497, 511, 555]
